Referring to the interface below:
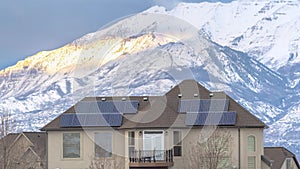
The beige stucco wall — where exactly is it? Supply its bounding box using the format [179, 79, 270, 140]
[240, 128, 264, 169]
[48, 127, 264, 169]
[124, 127, 263, 169]
[47, 129, 125, 169]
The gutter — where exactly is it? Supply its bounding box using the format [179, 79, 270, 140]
[238, 127, 241, 169]
[46, 131, 48, 169]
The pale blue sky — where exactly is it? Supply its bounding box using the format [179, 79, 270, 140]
[0, 0, 232, 70]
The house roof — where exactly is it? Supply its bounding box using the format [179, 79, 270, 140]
[0, 132, 46, 162]
[264, 147, 300, 169]
[41, 79, 267, 131]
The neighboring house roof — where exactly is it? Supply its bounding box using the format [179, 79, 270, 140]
[41, 79, 267, 131]
[0, 132, 46, 162]
[264, 147, 300, 169]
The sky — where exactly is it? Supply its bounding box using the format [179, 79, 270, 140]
[0, 0, 232, 70]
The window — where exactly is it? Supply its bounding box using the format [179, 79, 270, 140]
[173, 131, 182, 156]
[63, 133, 80, 158]
[248, 156, 256, 169]
[128, 131, 135, 157]
[94, 132, 112, 158]
[247, 136, 255, 152]
[286, 158, 293, 169]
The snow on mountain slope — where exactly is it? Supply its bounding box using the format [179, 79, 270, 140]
[146, 1, 300, 156]
[147, 0, 300, 72]
[0, 33, 173, 99]
[0, 2, 299, 158]
[267, 102, 300, 156]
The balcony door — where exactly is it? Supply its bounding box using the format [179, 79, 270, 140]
[143, 131, 164, 160]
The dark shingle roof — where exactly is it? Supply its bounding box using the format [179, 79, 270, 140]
[264, 147, 300, 169]
[41, 79, 267, 130]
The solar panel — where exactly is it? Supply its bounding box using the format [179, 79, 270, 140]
[178, 100, 201, 113]
[123, 101, 139, 113]
[200, 100, 229, 112]
[72, 114, 86, 126]
[185, 112, 236, 126]
[84, 113, 122, 126]
[84, 114, 101, 126]
[74, 100, 139, 114]
[74, 101, 100, 114]
[60, 113, 123, 127]
[104, 113, 123, 126]
[178, 99, 229, 113]
[60, 114, 74, 127]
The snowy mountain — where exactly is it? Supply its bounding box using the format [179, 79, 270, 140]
[0, 0, 299, 158]
[148, 0, 300, 71]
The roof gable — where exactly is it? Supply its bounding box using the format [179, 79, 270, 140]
[264, 147, 300, 169]
[22, 132, 46, 160]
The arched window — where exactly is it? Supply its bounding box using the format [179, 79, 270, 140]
[247, 135, 256, 152]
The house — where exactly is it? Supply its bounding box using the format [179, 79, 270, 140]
[0, 132, 46, 169]
[41, 79, 284, 169]
[262, 147, 300, 169]
[0, 133, 18, 169]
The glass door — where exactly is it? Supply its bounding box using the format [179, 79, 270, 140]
[143, 131, 164, 161]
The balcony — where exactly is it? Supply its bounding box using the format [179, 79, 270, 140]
[129, 150, 174, 168]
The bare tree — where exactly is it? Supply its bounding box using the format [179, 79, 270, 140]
[0, 111, 15, 169]
[189, 128, 232, 169]
[87, 158, 109, 169]
[87, 156, 124, 169]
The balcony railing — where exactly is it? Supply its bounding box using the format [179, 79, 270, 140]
[129, 150, 174, 167]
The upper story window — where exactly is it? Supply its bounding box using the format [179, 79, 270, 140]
[247, 135, 256, 152]
[128, 131, 135, 156]
[63, 133, 80, 158]
[94, 132, 112, 158]
[173, 131, 182, 157]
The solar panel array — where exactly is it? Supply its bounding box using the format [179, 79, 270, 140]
[185, 112, 236, 126]
[178, 99, 229, 113]
[60, 113, 123, 127]
[74, 100, 139, 114]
